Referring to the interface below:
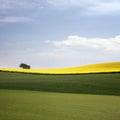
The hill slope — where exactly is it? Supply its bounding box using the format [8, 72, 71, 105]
[0, 62, 120, 74]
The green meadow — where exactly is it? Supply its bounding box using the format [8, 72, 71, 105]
[0, 71, 120, 120]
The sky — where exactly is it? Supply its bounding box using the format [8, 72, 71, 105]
[0, 0, 120, 68]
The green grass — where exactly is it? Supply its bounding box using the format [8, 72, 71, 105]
[0, 72, 120, 96]
[0, 89, 120, 120]
[0, 72, 120, 120]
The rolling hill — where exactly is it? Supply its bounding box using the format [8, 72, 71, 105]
[0, 62, 120, 74]
[0, 62, 120, 120]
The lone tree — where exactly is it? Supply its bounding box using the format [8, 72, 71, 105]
[19, 63, 31, 69]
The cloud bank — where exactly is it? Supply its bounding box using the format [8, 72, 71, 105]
[41, 35, 120, 68]
[0, 35, 120, 68]
[49, 35, 120, 52]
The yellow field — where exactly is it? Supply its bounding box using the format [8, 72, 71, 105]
[0, 62, 120, 74]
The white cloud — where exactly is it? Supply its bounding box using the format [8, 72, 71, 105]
[36, 35, 120, 68]
[0, 35, 120, 68]
[0, 16, 32, 23]
[32, 34, 120, 68]
[49, 35, 120, 52]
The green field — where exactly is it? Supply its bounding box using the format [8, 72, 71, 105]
[0, 72, 120, 120]
[0, 72, 120, 95]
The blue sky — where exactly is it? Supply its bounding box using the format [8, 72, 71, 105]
[0, 0, 120, 68]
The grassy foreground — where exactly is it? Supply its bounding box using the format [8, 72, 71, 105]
[0, 72, 120, 120]
[0, 89, 120, 120]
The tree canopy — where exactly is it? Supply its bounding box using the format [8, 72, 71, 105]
[19, 63, 31, 69]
